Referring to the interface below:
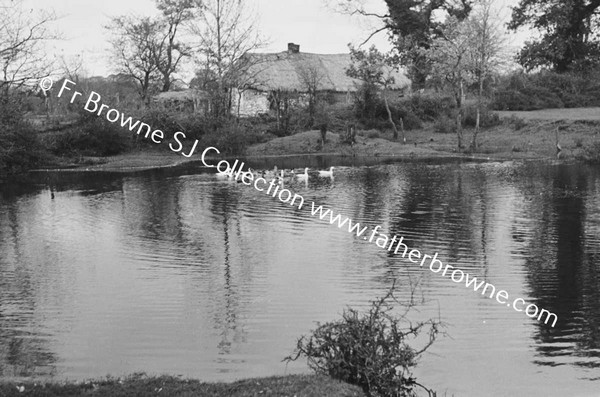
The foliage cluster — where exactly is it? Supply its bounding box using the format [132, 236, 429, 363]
[352, 85, 431, 132]
[47, 112, 134, 157]
[200, 122, 275, 155]
[0, 122, 48, 176]
[0, 98, 49, 176]
[463, 104, 501, 128]
[491, 71, 600, 111]
[581, 141, 600, 164]
[285, 283, 440, 397]
[144, 108, 276, 154]
[508, 0, 600, 72]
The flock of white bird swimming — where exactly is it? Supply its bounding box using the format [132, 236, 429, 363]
[215, 165, 335, 184]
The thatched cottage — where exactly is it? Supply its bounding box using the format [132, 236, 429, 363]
[233, 43, 410, 117]
[152, 89, 211, 113]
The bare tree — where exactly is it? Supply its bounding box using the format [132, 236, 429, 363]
[268, 89, 292, 134]
[425, 1, 507, 150]
[155, 0, 196, 91]
[467, 0, 507, 149]
[188, 0, 264, 119]
[298, 65, 324, 129]
[229, 54, 268, 120]
[0, 0, 58, 98]
[426, 17, 474, 149]
[107, 16, 164, 104]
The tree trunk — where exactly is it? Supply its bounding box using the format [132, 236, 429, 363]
[320, 123, 327, 146]
[471, 76, 484, 150]
[383, 88, 404, 142]
[236, 90, 242, 121]
[456, 81, 464, 149]
[274, 91, 281, 132]
[162, 74, 171, 92]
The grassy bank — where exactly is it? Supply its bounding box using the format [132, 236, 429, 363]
[0, 374, 365, 397]
[24, 108, 600, 173]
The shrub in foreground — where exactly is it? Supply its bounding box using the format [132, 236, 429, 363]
[285, 283, 440, 397]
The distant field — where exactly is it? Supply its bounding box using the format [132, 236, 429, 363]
[496, 107, 600, 121]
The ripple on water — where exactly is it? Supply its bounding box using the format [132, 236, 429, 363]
[0, 161, 599, 396]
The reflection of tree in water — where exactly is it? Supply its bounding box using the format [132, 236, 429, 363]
[386, 164, 492, 277]
[0, 203, 57, 377]
[209, 185, 245, 355]
[128, 174, 249, 355]
[515, 164, 600, 368]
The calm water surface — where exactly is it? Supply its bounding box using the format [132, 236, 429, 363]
[1, 158, 599, 396]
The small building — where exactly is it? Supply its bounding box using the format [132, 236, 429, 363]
[233, 43, 410, 117]
[152, 89, 210, 114]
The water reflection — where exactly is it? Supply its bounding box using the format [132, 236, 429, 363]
[0, 160, 599, 395]
[512, 164, 600, 372]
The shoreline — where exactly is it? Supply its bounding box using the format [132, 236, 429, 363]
[0, 374, 365, 397]
[29, 150, 548, 175]
[25, 115, 600, 175]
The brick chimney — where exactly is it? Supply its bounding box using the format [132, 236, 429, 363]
[287, 43, 300, 54]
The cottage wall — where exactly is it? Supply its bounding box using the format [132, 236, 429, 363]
[232, 87, 407, 118]
[233, 89, 270, 117]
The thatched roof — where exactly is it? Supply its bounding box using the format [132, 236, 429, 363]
[242, 51, 410, 93]
[153, 89, 209, 102]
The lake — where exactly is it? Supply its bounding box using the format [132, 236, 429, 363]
[0, 157, 599, 396]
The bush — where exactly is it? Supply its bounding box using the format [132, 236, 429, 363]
[434, 115, 455, 134]
[0, 97, 26, 125]
[463, 105, 501, 128]
[491, 70, 600, 110]
[367, 130, 381, 139]
[200, 119, 275, 155]
[0, 122, 49, 175]
[405, 93, 455, 121]
[49, 113, 133, 157]
[285, 283, 440, 397]
[351, 83, 422, 132]
[353, 82, 380, 121]
[582, 141, 600, 163]
[504, 115, 527, 131]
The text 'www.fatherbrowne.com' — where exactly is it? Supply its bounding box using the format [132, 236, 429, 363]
[42, 77, 557, 328]
[309, 202, 558, 328]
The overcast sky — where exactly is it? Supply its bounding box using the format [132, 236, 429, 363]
[34, 0, 522, 79]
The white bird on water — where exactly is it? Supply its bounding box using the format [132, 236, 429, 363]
[215, 170, 233, 181]
[318, 166, 334, 178]
[296, 167, 309, 182]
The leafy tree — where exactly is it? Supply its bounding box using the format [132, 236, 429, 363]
[334, 0, 473, 87]
[107, 16, 165, 104]
[347, 45, 406, 142]
[155, 0, 196, 91]
[508, 0, 600, 72]
[385, 0, 473, 87]
[107, 1, 196, 102]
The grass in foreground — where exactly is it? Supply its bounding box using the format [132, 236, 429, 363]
[0, 374, 366, 397]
